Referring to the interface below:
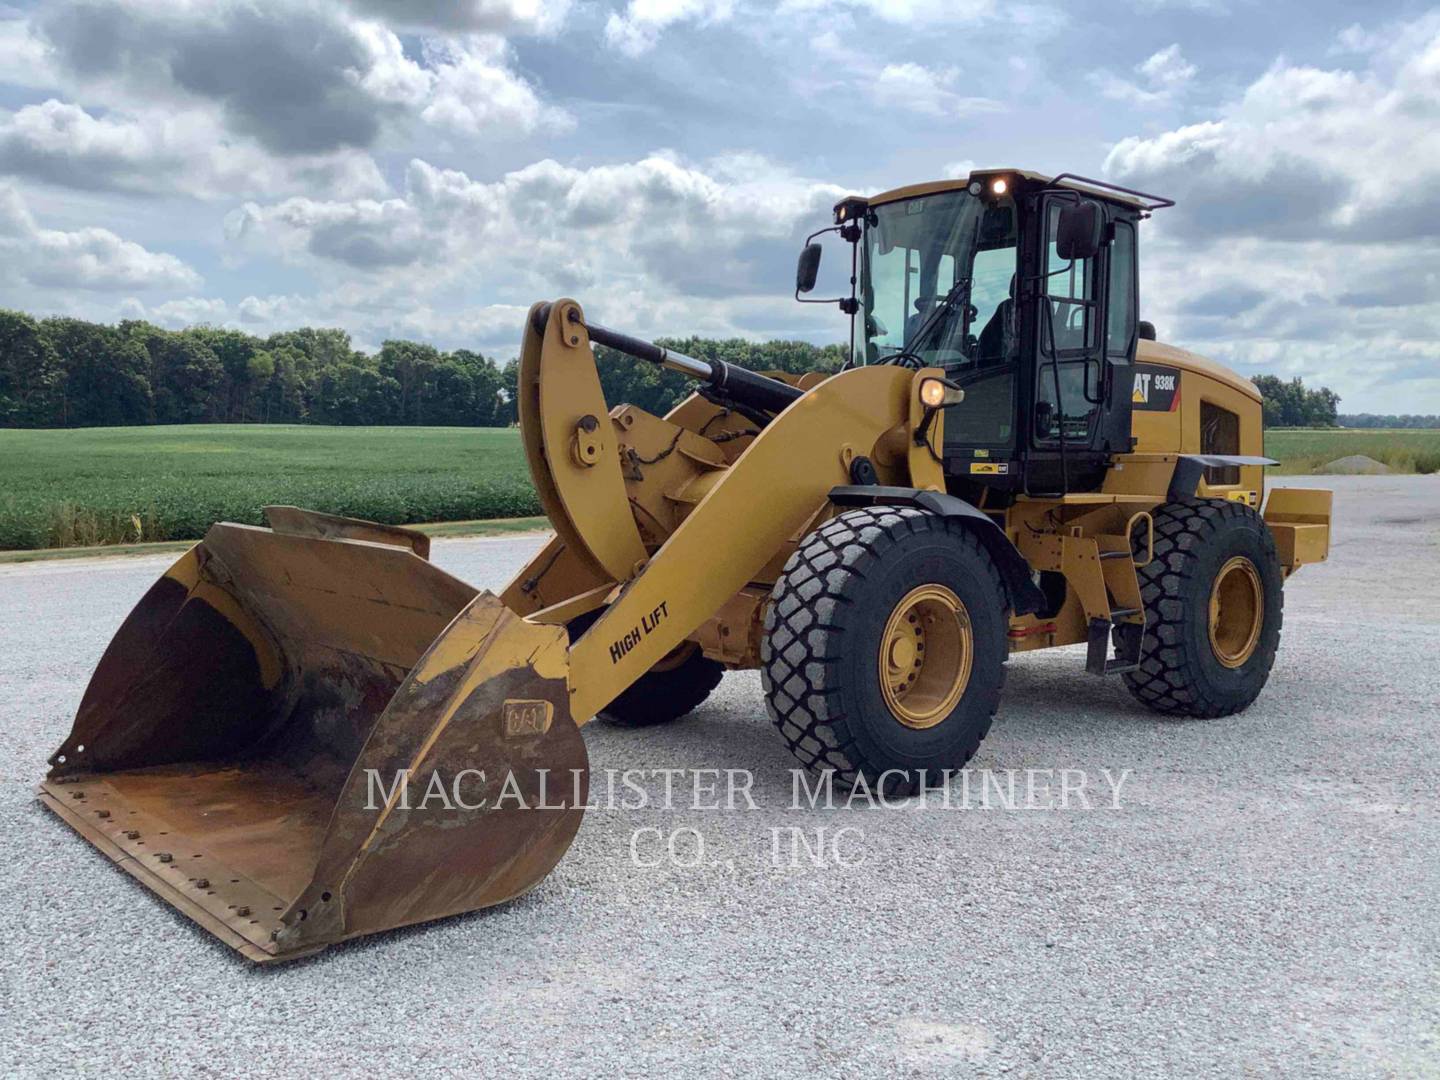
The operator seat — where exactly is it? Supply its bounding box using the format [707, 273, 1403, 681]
[976, 274, 1016, 367]
[904, 297, 938, 345]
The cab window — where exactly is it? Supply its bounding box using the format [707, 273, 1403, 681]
[1036, 201, 1101, 443]
[1106, 221, 1137, 362]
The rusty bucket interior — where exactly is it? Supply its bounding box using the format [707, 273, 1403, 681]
[40, 509, 587, 962]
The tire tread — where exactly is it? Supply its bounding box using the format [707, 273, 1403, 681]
[1122, 497, 1283, 718]
[761, 506, 1008, 786]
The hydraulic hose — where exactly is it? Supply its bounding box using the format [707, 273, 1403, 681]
[534, 302, 805, 416]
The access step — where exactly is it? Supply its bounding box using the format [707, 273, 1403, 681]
[1085, 616, 1144, 676]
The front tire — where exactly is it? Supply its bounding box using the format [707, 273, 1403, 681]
[1122, 498, 1284, 717]
[761, 506, 1010, 791]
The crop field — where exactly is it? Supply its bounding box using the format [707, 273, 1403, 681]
[1264, 428, 1440, 474]
[0, 425, 539, 550]
[3, 423, 1435, 551]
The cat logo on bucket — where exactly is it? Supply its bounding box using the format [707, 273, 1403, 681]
[503, 699, 554, 738]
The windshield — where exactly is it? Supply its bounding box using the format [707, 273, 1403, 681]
[859, 191, 1018, 369]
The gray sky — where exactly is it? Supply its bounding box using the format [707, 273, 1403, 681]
[1, 0, 1436, 413]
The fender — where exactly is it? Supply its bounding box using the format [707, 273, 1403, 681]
[828, 485, 1046, 616]
[1167, 454, 1278, 500]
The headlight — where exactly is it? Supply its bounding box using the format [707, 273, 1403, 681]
[919, 378, 964, 408]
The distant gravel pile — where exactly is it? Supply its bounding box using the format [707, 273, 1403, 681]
[1321, 454, 1391, 474]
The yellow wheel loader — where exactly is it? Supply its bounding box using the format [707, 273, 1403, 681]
[41, 169, 1333, 962]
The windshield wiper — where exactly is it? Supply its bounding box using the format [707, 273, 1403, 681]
[902, 277, 973, 354]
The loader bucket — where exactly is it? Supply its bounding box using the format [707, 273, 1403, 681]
[39, 511, 588, 963]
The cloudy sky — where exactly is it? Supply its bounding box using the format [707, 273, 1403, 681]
[1, 0, 1437, 413]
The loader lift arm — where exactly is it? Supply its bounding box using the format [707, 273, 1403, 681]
[515, 299, 926, 722]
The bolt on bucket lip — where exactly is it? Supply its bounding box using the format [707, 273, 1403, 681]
[39, 773, 306, 962]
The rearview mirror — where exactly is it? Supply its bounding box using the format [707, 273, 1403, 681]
[1056, 199, 1104, 261]
[795, 243, 822, 294]
[1034, 399, 1055, 438]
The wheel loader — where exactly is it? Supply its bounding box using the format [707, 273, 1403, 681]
[41, 169, 1332, 962]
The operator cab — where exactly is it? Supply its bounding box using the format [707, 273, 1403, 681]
[797, 170, 1173, 498]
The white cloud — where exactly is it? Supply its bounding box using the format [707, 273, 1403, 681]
[1091, 43, 1196, 107]
[779, 0, 994, 23]
[604, 0, 996, 57]
[144, 296, 231, 327]
[1127, 0, 1225, 11]
[872, 62, 1000, 117]
[22, 0, 566, 157]
[0, 184, 199, 291]
[342, 0, 572, 34]
[420, 36, 573, 136]
[0, 14, 55, 86]
[1138, 43, 1197, 89]
[228, 193, 430, 269]
[800, 22, 1006, 121]
[1332, 22, 1381, 56]
[1104, 15, 1440, 410]
[1137, 235, 1440, 412]
[1105, 44, 1440, 240]
[225, 151, 848, 342]
[348, 20, 435, 107]
[0, 99, 387, 200]
[604, 0, 734, 58]
[0, 3, 572, 209]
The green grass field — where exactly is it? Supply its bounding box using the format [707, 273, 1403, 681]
[0, 425, 540, 550]
[2, 423, 1435, 552]
[1264, 428, 1440, 475]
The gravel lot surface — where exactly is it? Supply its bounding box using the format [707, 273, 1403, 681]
[2, 476, 1437, 1077]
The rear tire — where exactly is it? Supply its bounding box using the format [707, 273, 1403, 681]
[568, 610, 724, 727]
[599, 642, 724, 728]
[761, 506, 1009, 792]
[1121, 498, 1284, 717]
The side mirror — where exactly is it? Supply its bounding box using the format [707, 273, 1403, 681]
[1056, 199, 1104, 261]
[795, 243, 822, 294]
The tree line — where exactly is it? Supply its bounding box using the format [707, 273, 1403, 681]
[1337, 414, 1440, 429]
[0, 310, 848, 429]
[4, 306, 1347, 430]
[1250, 375, 1340, 428]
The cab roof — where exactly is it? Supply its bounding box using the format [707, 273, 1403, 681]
[854, 169, 1172, 214]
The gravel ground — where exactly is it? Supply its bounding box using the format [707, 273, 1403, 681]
[2, 475, 1437, 1077]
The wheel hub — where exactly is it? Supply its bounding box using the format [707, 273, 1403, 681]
[878, 584, 973, 729]
[1209, 555, 1263, 668]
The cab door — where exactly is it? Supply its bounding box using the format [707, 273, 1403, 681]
[936, 205, 1022, 481]
[1025, 195, 1138, 492]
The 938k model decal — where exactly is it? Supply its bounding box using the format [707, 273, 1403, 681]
[1132, 363, 1180, 412]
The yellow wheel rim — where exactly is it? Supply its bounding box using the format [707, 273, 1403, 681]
[878, 584, 973, 729]
[650, 639, 698, 673]
[1209, 556, 1264, 669]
